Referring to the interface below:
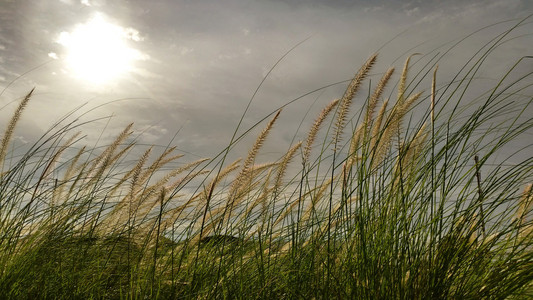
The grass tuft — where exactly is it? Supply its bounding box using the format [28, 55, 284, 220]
[0, 20, 532, 299]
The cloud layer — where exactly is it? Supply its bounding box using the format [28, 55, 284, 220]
[0, 0, 532, 161]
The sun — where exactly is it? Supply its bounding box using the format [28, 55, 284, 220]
[57, 14, 144, 84]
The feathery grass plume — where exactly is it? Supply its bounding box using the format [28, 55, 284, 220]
[364, 67, 395, 132]
[238, 109, 282, 181]
[303, 99, 340, 162]
[114, 147, 154, 227]
[260, 168, 273, 209]
[221, 162, 276, 233]
[388, 90, 423, 144]
[397, 54, 419, 105]
[128, 146, 153, 197]
[395, 123, 429, 184]
[333, 53, 377, 147]
[193, 159, 243, 248]
[135, 188, 173, 241]
[104, 143, 136, 170]
[466, 212, 479, 245]
[97, 146, 152, 233]
[223, 162, 276, 221]
[431, 65, 438, 126]
[0, 88, 34, 172]
[137, 168, 212, 221]
[273, 141, 302, 194]
[74, 141, 136, 195]
[516, 183, 532, 237]
[230, 113, 280, 201]
[404, 123, 429, 164]
[104, 144, 160, 198]
[388, 54, 422, 147]
[88, 123, 133, 169]
[379, 54, 419, 153]
[95, 123, 134, 166]
[137, 147, 184, 186]
[224, 110, 281, 226]
[202, 158, 241, 203]
[84, 123, 134, 186]
[164, 170, 211, 200]
[396, 91, 423, 140]
[346, 124, 364, 169]
[203, 165, 271, 232]
[373, 91, 423, 168]
[139, 157, 210, 200]
[370, 98, 389, 151]
[400, 91, 423, 118]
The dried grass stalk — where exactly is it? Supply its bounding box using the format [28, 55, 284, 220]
[333, 54, 378, 147]
[303, 99, 340, 162]
[0, 88, 34, 170]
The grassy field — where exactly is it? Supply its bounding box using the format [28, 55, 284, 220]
[0, 20, 532, 299]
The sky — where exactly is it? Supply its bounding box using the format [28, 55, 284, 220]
[0, 0, 532, 165]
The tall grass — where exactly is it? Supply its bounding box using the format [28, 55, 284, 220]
[0, 20, 532, 299]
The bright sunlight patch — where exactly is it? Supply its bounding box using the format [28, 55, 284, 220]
[56, 13, 147, 84]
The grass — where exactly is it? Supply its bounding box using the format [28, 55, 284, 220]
[0, 19, 532, 299]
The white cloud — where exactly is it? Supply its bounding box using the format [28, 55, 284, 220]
[364, 5, 384, 13]
[405, 6, 420, 16]
[179, 46, 194, 56]
[124, 27, 143, 42]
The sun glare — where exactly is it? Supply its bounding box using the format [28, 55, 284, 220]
[57, 14, 145, 84]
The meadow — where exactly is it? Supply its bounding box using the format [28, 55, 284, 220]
[0, 19, 532, 299]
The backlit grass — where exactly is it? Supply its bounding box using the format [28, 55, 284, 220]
[0, 19, 532, 299]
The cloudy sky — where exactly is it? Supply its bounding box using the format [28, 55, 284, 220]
[0, 0, 532, 164]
